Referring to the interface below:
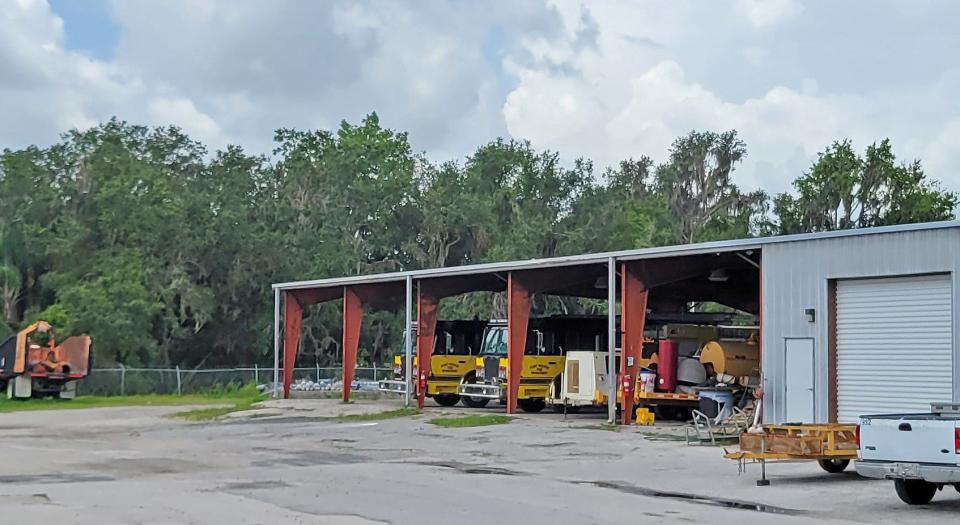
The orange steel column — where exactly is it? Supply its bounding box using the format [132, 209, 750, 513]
[282, 292, 303, 399]
[341, 287, 364, 402]
[506, 272, 531, 414]
[620, 263, 648, 425]
[416, 290, 439, 409]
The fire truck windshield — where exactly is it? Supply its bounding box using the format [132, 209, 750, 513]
[481, 327, 507, 356]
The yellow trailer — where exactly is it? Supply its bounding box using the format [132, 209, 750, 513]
[724, 423, 858, 485]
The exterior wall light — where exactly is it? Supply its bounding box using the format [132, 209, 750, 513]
[804, 308, 816, 323]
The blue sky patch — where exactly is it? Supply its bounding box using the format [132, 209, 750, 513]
[49, 0, 119, 60]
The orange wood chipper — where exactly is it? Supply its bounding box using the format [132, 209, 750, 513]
[0, 321, 91, 399]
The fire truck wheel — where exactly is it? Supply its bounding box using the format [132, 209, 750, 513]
[434, 394, 461, 407]
[518, 398, 546, 413]
[461, 396, 489, 408]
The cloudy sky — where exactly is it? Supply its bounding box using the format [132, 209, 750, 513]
[3, 0, 959, 194]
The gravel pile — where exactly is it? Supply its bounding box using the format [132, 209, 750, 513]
[286, 378, 380, 392]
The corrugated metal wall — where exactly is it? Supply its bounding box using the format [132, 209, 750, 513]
[761, 228, 960, 423]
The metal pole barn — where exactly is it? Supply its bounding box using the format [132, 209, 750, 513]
[607, 256, 617, 424]
[404, 275, 413, 408]
[273, 288, 281, 398]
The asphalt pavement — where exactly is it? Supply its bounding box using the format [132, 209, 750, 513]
[1, 397, 957, 524]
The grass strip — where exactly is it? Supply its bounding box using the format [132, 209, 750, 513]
[0, 393, 256, 414]
[173, 394, 266, 421]
[429, 414, 511, 428]
[336, 407, 420, 421]
[583, 423, 621, 432]
[0, 383, 266, 421]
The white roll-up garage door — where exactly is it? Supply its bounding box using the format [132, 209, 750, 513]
[836, 274, 953, 422]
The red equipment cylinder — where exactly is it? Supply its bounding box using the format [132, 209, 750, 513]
[656, 339, 679, 393]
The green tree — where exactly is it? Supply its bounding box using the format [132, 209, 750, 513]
[44, 251, 159, 365]
[775, 139, 956, 234]
[0, 263, 20, 326]
[559, 157, 673, 254]
[2, 114, 956, 369]
[655, 130, 767, 243]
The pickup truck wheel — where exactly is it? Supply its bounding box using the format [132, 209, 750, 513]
[434, 394, 460, 407]
[518, 399, 546, 413]
[894, 479, 937, 505]
[817, 459, 850, 473]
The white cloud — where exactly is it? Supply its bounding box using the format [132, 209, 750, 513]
[2, 0, 960, 198]
[502, 2, 960, 194]
[1, 0, 566, 159]
[104, 0, 567, 158]
[506, 53, 960, 192]
[147, 96, 224, 149]
[743, 47, 770, 66]
[735, 0, 804, 28]
[0, 1, 137, 146]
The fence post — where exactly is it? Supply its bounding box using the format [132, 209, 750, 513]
[373, 363, 378, 382]
[120, 364, 126, 396]
[316, 362, 321, 383]
[175, 366, 182, 396]
[254, 363, 259, 385]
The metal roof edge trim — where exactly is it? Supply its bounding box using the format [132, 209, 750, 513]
[272, 220, 960, 291]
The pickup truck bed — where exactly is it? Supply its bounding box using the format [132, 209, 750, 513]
[856, 408, 960, 505]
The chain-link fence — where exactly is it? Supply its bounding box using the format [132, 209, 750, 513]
[79, 365, 387, 396]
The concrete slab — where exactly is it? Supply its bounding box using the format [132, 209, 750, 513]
[1, 398, 957, 524]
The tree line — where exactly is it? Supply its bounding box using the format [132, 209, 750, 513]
[0, 114, 954, 368]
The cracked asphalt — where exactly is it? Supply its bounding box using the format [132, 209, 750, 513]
[1, 398, 959, 524]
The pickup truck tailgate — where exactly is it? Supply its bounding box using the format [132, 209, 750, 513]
[860, 415, 960, 465]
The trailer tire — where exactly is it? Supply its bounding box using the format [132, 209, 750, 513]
[817, 459, 850, 474]
[894, 479, 937, 505]
[434, 394, 461, 407]
[518, 398, 546, 413]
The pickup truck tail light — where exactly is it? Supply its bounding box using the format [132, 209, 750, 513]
[955, 428, 960, 454]
[855, 424, 860, 449]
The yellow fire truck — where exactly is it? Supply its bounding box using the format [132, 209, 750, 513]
[459, 317, 606, 413]
[378, 320, 490, 407]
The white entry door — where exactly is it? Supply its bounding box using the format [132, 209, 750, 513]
[785, 338, 815, 423]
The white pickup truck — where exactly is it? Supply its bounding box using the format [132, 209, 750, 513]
[856, 402, 960, 505]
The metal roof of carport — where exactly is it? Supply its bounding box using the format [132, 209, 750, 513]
[272, 219, 960, 416]
[272, 219, 960, 291]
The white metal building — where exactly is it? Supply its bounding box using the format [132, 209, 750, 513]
[761, 222, 960, 423]
[273, 220, 960, 424]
